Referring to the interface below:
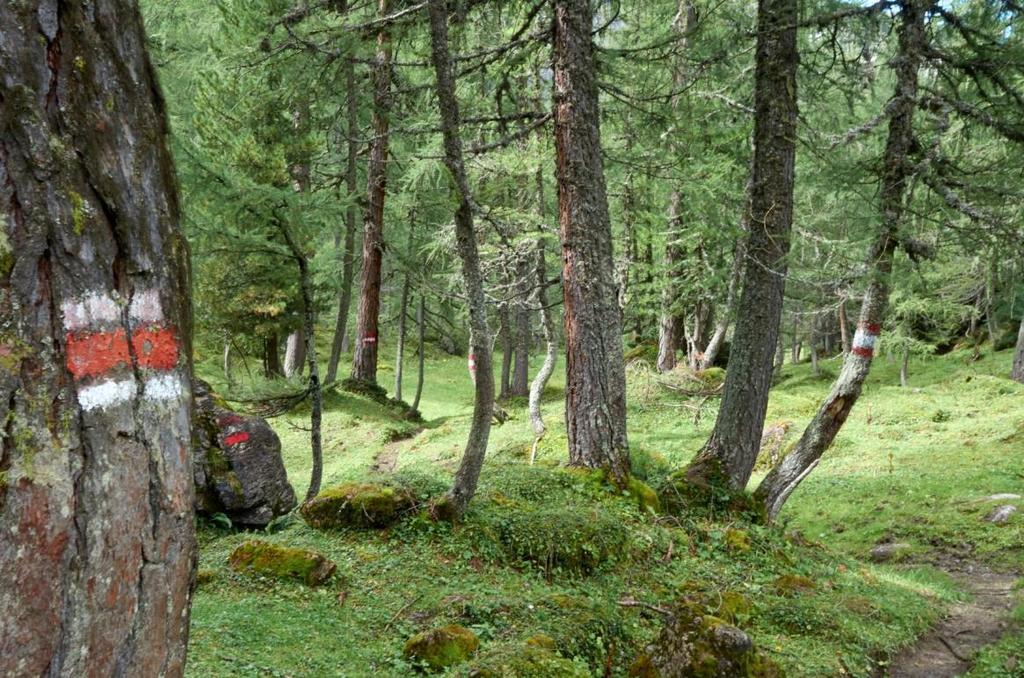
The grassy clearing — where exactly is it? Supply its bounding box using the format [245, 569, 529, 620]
[188, 343, 1022, 676]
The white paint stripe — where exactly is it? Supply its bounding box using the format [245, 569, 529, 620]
[78, 377, 136, 411]
[144, 373, 184, 402]
[129, 289, 163, 324]
[62, 291, 121, 331]
[852, 329, 877, 349]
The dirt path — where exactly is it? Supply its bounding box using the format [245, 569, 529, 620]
[886, 557, 1019, 677]
[369, 428, 424, 475]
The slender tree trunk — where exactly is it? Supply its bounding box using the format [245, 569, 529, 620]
[0, 2, 194, 673]
[773, 337, 785, 378]
[351, 0, 392, 385]
[810, 321, 820, 377]
[684, 0, 799, 490]
[498, 303, 513, 398]
[412, 296, 427, 412]
[900, 348, 909, 387]
[1011, 315, 1024, 383]
[326, 11, 361, 385]
[838, 296, 851, 354]
[427, 0, 494, 517]
[511, 255, 532, 397]
[283, 328, 306, 378]
[224, 338, 233, 385]
[755, 0, 925, 520]
[265, 332, 283, 378]
[554, 0, 631, 485]
[529, 240, 559, 463]
[394, 229, 414, 401]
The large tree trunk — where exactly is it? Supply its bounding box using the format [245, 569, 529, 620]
[427, 0, 494, 518]
[350, 0, 392, 386]
[554, 0, 631, 485]
[0, 2, 195, 674]
[754, 0, 925, 520]
[326, 8, 361, 386]
[283, 328, 306, 378]
[1011, 315, 1024, 383]
[684, 0, 799, 490]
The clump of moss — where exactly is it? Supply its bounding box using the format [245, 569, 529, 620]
[628, 599, 783, 677]
[630, 448, 672, 483]
[696, 366, 726, 389]
[227, 540, 336, 586]
[773, 574, 816, 597]
[724, 527, 752, 553]
[195, 568, 217, 588]
[468, 643, 589, 677]
[486, 505, 629, 575]
[658, 464, 766, 523]
[301, 482, 416, 529]
[624, 342, 658, 362]
[403, 624, 479, 671]
[628, 475, 662, 514]
[716, 591, 754, 625]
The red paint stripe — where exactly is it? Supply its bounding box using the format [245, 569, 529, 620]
[859, 322, 881, 334]
[224, 431, 250, 446]
[852, 346, 874, 358]
[131, 327, 179, 370]
[66, 328, 130, 379]
[66, 326, 179, 380]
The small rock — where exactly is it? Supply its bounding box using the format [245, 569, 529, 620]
[404, 625, 479, 671]
[985, 505, 1017, 524]
[869, 542, 911, 563]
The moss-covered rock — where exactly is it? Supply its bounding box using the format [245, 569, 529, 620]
[403, 624, 479, 671]
[487, 505, 629, 575]
[227, 540, 336, 586]
[194, 568, 217, 588]
[301, 482, 415, 529]
[773, 574, 816, 597]
[468, 643, 589, 677]
[628, 599, 783, 677]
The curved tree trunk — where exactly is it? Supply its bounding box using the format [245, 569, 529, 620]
[755, 0, 925, 520]
[684, 0, 799, 490]
[529, 240, 558, 463]
[427, 0, 494, 518]
[554, 0, 631, 485]
[351, 0, 392, 386]
[0, 2, 195, 674]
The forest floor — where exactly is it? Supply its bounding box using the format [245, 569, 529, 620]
[188, 342, 1023, 677]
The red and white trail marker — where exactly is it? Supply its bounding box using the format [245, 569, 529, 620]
[61, 288, 184, 411]
[851, 322, 881, 359]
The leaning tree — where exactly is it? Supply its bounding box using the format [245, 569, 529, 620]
[0, 1, 195, 675]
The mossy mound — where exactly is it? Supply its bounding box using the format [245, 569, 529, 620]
[724, 527, 752, 553]
[301, 482, 416, 529]
[630, 448, 672, 483]
[773, 574, 816, 597]
[695, 367, 726, 389]
[628, 476, 662, 513]
[227, 540, 336, 586]
[403, 624, 479, 671]
[486, 505, 630, 575]
[658, 466, 766, 522]
[468, 643, 590, 677]
[628, 600, 783, 677]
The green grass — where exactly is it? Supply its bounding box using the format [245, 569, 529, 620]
[187, 343, 1023, 676]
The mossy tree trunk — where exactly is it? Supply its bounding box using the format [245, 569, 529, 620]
[755, 0, 925, 520]
[0, 1, 195, 674]
[427, 0, 494, 517]
[351, 0, 392, 386]
[554, 0, 631, 485]
[685, 0, 799, 491]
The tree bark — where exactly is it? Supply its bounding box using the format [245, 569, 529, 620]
[427, 0, 494, 517]
[0, 2, 195, 674]
[754, 0, 925, 520]
[223, 338, 233, 385]
[283, 328, 306, 378]
[1012, 316, 1024, 383]
[412, 296, 426, 412]
[684, 0, 799, 490]
[350, 0, 392, 386]
[511, 254, 531, 397]
[838, 296, 851, 354]
[326, 7, 361, 386]
[498, 298, 513, 399]
[553, 0, 631, 485]
[900, 348, 909, 387]
[394, 229, 414, 402]
[265, 332, 283, 378]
